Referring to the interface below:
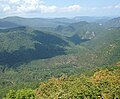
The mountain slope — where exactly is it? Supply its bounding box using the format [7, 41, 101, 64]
[104, 17, 120, 28]
[82, 27, 120, 65]
[0, 20, 20, 29]
[0, 26, 70, 66]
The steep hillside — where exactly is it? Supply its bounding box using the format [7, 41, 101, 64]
[104, 17, 120, 28]
[82, 27, 120, 65]
[55, 21, 89, 36]
[55, 20, 107, 39]
[0, 20, 20, 29]
[0, 27, 70, 66]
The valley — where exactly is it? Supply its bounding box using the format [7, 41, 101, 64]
[0, 16, 120, 98]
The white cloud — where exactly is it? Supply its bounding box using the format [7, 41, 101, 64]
[91, 7, 97, 10]
[39, 5, 81, 13]
[0, 0, 81, 14]
[0, 0, 44, 13]
[39, 5, 57, 13]
[3, 5, 11, 12]
[103, 3, 120, 9]
[114, 3, 120, 8]
[9, 0, 20, 3]
[61, 5, 81, 12]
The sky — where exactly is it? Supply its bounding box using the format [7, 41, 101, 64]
[0, 0, 120, 18]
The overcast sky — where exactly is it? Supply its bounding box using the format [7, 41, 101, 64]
[0, 0, 120, 18]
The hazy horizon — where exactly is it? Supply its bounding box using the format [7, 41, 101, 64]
[0, 15, 118, 19]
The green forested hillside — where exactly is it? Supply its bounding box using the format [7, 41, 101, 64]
[0, 17, 120, 99]
[81, 28, 120, 65]
[0, 26, 70, 66]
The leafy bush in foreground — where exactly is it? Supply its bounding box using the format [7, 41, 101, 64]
[3, 67, 120, 99]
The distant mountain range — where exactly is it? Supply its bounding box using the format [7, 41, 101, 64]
[0, 16, 113, 29]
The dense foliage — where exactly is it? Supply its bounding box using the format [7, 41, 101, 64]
[3, 66, 120, 99]
[3, 89, 35, 99]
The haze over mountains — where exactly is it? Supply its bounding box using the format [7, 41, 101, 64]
[0, 16, 120, 98]
[0, 16, 112, 29]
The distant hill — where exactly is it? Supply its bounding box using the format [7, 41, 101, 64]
[0, 20, 20, 29]
[55, 21, 89, 36]
[55, 21, 104, 39]
[104, 17, 120, 28]
[73, 16, 111, 23]
[1, 16, 71, 28]
[0, 16, 112, 29]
